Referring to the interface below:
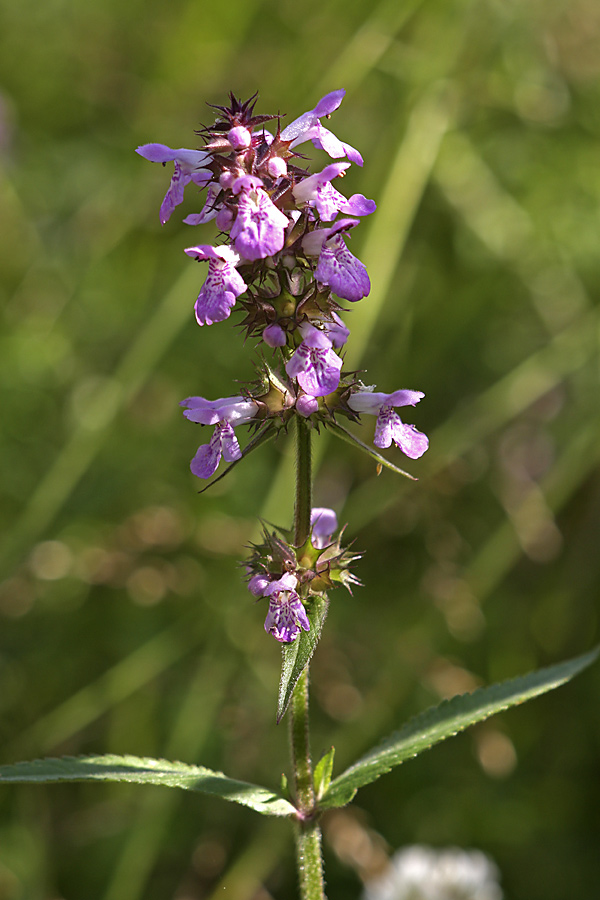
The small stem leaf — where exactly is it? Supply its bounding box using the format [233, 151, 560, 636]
[327, 422, 417, 480]
[321, 647, 599, 809]
[314, 747, 335, 801]
[0, 754, 295, 817]
[198, 423, 276, 494]
[277, 595, 329, 724]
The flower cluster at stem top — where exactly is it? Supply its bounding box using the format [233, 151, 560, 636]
[138, 90, 429, 481]
[138, 90, 430, 643]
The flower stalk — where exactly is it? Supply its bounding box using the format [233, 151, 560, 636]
[137, 89, 430, 900]
[289, 415, 325, 897]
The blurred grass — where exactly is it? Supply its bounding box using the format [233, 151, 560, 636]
[1, 1, 600, 899]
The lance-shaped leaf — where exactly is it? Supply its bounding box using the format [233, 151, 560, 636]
[314, 747, 335, 801]
[321, 647, 598, 809]
[198, 422, 276, 494]
[0, 754, 296, 817]
[327, 421, 416, 480]
[277, 594, 329, 723]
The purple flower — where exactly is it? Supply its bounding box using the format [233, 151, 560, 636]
[281, 90, 363, 166]
[293, 163, 376, 222]
[286, 324, 343, 397]
[311, 508, 338, 549]
[183, 244, 246, 326]
[263, 573, 310, 643]
[348, 388, 429, 459]
[230, 175, 289, 260]
[181, 395, 258, 478]
[311, 219, 370, 303]
[135, 144, 213, 224]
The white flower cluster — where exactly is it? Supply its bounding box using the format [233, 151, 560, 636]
[362, 846, 503, 900]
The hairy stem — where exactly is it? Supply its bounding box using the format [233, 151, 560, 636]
[294, 416, 312, 548]
[290, 418, 326, 899]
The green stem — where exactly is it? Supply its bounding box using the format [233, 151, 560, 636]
[294, 416, 312, 548]
[290, 418, 326, 900]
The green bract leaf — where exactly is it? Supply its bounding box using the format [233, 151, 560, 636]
[327, 421, 417, 480]
[198, 422, 275, 494]
[314, 747, 335, 801]
[0, 754, 295, 817]
[277, 594, 329, 724]
[321, 647, 599, 809]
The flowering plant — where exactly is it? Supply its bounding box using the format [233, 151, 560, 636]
[0, 90, 596, 900]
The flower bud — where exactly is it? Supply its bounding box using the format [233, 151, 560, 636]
[267, 157, 287, 179]
[228, 126, 252, 150]
[263, 323, 287, 348]
[248, 573, 271, 597]
[296, 394, 319, 417]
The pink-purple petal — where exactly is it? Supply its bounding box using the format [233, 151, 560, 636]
[314, 235, 370, 302]
[220, 421, 242, 463]
[386, 389, 425, 408]
[311, 508, 338, 548]
[340, 193, 376, 216]
[391, 421, 429, 459]
[230, 189, 288, 260]
[190, 428, 223, 478]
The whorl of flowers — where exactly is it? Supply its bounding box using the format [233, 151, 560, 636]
[137, 90, 429, 642]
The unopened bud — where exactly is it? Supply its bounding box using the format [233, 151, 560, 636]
[228, 126, 252, 150]
[263, 323, 287, 348]
[296, 394, 319, 417]
[267, 157, 287, 179]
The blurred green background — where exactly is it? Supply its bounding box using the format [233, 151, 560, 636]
[1, 0, 599, 897]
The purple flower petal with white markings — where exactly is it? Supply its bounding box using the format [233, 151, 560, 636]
[264, 573, 310, 643]
[374, 409, 429, 459]
[285, 324, 342, 397]
[280, 90, 364, 165]
[281, 90, 345, 142]
[348, 388, 428, 460]
[181, 395, 258, 425]
[293, 162, 376, 222]
[181, 394, 258, 479]
[135, 144, 213, 224]
[230, 177, 289, 260]
[314, 219, 370, 302]
[190, 421, 240, 478]
[308, 123, 364, 167]
[183, 244, 246, 325]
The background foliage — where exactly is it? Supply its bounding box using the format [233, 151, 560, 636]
[0, 0, 599, 898]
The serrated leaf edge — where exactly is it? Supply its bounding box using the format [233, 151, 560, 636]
[322, 647, 599, 808]
[0, 753, 296, 816]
